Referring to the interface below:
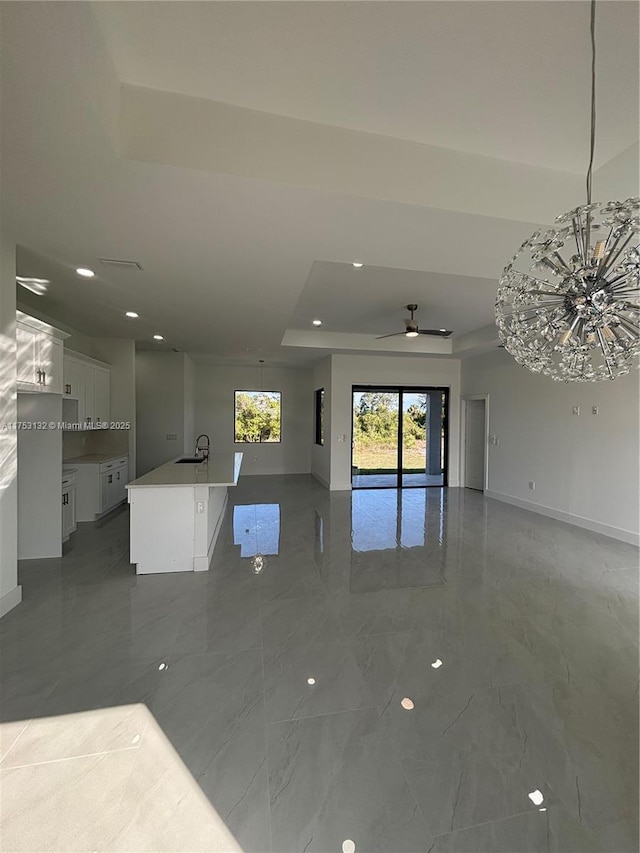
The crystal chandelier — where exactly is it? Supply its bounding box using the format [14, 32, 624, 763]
[496, 2, 640, 382]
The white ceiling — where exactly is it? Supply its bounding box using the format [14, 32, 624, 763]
[93, 0, 638, 173]
[2, 1, 638, 366]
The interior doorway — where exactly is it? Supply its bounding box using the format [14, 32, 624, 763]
[351, 386, 449, 489]
[463, 398, 487, 491]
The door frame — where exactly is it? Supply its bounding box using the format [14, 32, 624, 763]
[460, 394, 490, 492]
[351, 385, 450, 489]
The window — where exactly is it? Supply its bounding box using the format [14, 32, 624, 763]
[315, 388, 324, 445]
[234, 391, 281, 443]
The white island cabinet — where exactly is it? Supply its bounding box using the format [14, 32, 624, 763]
[126, 452, 242, 575]
[64, 454, 129, 521]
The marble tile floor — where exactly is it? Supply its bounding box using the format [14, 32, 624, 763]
[352, 473, 443, 488]
[0, 476, 638, 853]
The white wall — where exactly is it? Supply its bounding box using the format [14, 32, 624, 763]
[462, 348, 639, 544]
[194, 364, 313, 476]
[184, 355, 195, 457]
[136, 352, 190, 475]
[311, 357, 331, 487]
[329, 354, 462, 490]
[0, 234, 21, 616]
[17, 394, 62, 559]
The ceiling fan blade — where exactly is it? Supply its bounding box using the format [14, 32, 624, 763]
[418, 329, 453, 337]
[375, 332, 406, 339]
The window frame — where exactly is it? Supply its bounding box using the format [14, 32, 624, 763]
[233, 389, 283, 444]
[315, 388, 325, 446]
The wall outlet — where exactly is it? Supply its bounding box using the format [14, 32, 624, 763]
[572, 406, 580, 415]
[196, 501, 205, 514]
[166, 433, 177, 440]
[529, 481, 536, 490]
[337, 434, 346, 443]
[489, 435, 499, 446]
[592, 406, 599, 415]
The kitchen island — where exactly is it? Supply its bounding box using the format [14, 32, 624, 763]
[126, 452, 242, 574]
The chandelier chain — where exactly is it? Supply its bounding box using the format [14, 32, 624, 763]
[586, 0, 596, 206]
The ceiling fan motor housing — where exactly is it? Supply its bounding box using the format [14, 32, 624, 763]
[405, 304, 419, 332]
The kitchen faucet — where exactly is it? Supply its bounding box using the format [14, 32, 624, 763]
[194, 434, 210, 460]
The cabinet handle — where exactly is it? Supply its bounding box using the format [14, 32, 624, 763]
[108, 475, 113, 483]
[117, 471, 120, 480]
[41, 370, 46, 385]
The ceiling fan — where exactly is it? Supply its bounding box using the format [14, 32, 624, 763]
[376, 304, 453, 339]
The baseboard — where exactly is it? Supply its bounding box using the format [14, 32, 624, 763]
[485, 490, 639, 546]
[0, 585, 22, 618]
[330, 481, 352, 491]
[311, 471, 330, 490]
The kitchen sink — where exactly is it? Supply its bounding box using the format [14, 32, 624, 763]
[175, 457, 205, 464]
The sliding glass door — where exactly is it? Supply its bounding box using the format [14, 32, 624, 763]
[352, 390, 400, 488]
[352, 386, 448, 489]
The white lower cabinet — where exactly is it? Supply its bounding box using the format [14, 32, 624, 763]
[72, 456, 129, 521]
[62, 473, 77, 542]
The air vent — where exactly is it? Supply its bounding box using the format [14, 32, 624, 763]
[99, 258, 144, 271]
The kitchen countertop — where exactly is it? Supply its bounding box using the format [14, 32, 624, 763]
[63, 453, 128, 464]
[126, 452, 243, 489]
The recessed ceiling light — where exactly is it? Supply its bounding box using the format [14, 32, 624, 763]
[352, 261, 364, 268]
[153, 334, 164, 341]
[125, 311, 139, 318]
[307, 677, 316, 685]
[400, 697, 415, 710]
[312, 319, 322, 326]
[528, 790, 544, 806]
[75, 267, 95, 278]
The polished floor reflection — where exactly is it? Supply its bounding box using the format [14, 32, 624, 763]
[1, 476, 638, 852]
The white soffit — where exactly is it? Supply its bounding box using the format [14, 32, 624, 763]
[121, 84, 582, 225]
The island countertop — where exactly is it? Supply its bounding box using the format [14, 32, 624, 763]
[126, 452, 243, 489]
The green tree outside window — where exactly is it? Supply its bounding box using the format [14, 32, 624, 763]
[234, 391, 282, 443]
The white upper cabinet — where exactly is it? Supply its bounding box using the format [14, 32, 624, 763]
[38, 335, 63, 394]
[94, 366, 110, 426]
[63, 350, 111, 428]
[16, 323, 40, 389]
[16, 312, 68, 394]
[62, 353, 84, 400]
